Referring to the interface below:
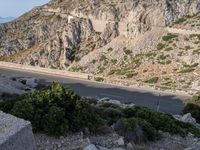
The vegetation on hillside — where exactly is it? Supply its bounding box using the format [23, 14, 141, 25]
[0, 82, 103, 136]
[0, 82, 200, 143]
[183, 92, 200, 123]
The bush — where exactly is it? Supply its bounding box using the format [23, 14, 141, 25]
[95, 77, 104, 82]
[183, 63, 199, 68]
[101, 107, 123, 125]
[179, 68, 195, 73]
[162, 33, 178, 42]
[183, 92, 200, 123]
[111, 59, 117, 65]
[114, 117, 160, 143]
[126, 73, 138, 78]
[145, 77, 159, 84]
[123, 107, 200, 137]
[107, 47, 113, 52]
[0, 82, 103, 136]
[173, 18, 187, 24]
[124, 49, 132, 55]
[1, 82, 200, 141]
[183, 104, 200, 123]
[157, 43, 166, 50]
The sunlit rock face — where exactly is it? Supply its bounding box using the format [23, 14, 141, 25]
[0, 0, 199, 68]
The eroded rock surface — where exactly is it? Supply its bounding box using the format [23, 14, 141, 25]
[0, 0, 199, 68]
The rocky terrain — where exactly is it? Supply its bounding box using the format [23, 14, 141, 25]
[34, 131, 200, 150]
[34, 98, 200, 150]
[1, 78, 200, 150]
[0, 74, 46, 96]
[0, 0, 200, 93]
[0, 74, 26, 95]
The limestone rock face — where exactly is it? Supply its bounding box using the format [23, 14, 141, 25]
[0, 111, 36, 150]
[0, 0, 199, 68]
[164, 0, 200, 25]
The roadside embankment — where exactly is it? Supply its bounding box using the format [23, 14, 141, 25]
[0, 61, 91, 80]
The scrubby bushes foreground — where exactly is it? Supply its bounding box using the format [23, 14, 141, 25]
[183, 92, 200, 123]
[0, 82, 103, 136]
[0, 82, 200, 143]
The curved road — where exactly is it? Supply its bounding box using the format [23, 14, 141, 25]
[0, 67, 191, 114]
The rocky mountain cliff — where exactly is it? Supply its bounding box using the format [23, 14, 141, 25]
[0, 0, 200, 93]
[0, 0, 199, 67]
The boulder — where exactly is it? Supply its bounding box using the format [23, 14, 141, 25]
[83, 144, 99, 150]
[0, 75, 26, 95]
[19, 78, 38, 88]
[98, 97, 135, 108]
[0, 111, 36, 150]
[182, 113, 196, 124]
[174, 113, 197, 124]
[116, 137, 125, 146]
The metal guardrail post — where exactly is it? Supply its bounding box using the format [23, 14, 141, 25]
[156, 94, 160, 112]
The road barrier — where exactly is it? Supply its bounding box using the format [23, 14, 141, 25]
[0, 61, 91, 80]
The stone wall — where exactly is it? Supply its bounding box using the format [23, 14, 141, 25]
[0, 111, 36, 150]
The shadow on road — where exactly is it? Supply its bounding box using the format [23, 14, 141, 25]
[0, 68, 185, 115]
[63, 82, 185, 115]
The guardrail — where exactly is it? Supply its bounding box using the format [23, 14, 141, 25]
[0, 61, 92, 80]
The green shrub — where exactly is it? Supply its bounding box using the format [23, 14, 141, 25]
[111, 59, 117, 64]
[183, 92, 200, 123]
[115, 117, 160, 143]
[108, 70, 115, 75]
[0, 82, 103, 136]
[183, 104, 200, 123]
[157, 43, 166, 50]
[145, 77, 159, 84]
[178, 63, 198, 73]
[2, 83, 200, 141]
[190, 34, 200, 40]
[183, 63, 199, 68]
[165, 47, 173, 51]
[124, 49, 132, 55]
[123, 107, 200, 137]
[185, 46, 192, 50]
[126, 73, 138, 78]
[107, 47, 113, 52]
[192, 49, 200, 55]
[97, 66, 105, 73]
[162, 33, 178, 42]
[100, 55, 107, 61]
[101, 108, 123, 125]
[137, 118, 161, 141]
[174, 18, 187, 24]
[95, 77, 104, 82]
[179, 68, 195, 73]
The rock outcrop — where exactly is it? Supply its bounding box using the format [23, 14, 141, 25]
[0, 111, 36, 150]
[0, 0, 199, 69]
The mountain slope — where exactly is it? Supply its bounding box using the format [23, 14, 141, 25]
[0, 0, 200, 93]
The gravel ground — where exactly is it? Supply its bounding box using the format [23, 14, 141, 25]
[34, 132, 200, 150]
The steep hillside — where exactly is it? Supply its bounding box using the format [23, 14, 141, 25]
[0, 0, 200, 93]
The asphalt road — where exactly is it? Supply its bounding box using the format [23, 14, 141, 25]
[0, 67, 191, 114]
